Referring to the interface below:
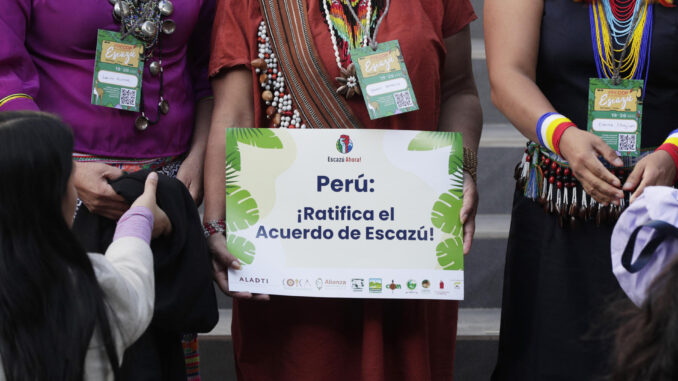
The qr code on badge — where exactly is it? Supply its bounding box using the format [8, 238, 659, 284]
[120, 88, 137, 107]
[618, 134, 637, 152]
[393, 90, 414, 109]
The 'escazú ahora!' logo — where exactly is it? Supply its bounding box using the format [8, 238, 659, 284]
[336, 134, 353, 154]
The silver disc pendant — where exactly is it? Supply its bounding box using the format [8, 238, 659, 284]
[158, 0, 174, 16]
[135, 115, 149, 131]
[113, 1, 130, 20]
[161, 19, 176, 35]
[140, 21, 158, 39]
[159, 99, 170, 115]
[149, 61, 161, 76]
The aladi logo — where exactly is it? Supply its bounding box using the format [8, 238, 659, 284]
[336, 134, 354, 154]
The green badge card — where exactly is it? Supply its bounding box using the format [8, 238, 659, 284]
[91, 30, 144, 112]
[352, 40, 419, 120]
[587, 78, 643, 157]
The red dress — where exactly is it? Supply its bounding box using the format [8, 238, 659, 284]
[210, 1, 476, 379]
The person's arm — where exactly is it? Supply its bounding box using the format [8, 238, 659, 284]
[0, 0, 40, 111]
[485, 0, 624, 206]
[0, 0, 128, 218]
[204, 68, 269, 300]
[176, 97, 213, 204]
[176, 0, 217, 204]
[438, 25, 482, 255]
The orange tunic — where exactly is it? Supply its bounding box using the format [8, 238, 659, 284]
[210, 1, 476, 379]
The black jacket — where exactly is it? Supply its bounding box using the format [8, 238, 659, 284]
[73, 170, 218, 380]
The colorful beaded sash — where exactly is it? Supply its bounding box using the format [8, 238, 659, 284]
[257, 0, 364, 129]
[516, 142, 651, 226]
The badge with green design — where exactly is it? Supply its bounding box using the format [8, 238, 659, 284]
[91, 29, 144, 111]
[587, 78, 643, 157]
[225, 128, 464, 300]
[351, 40, 419, 120]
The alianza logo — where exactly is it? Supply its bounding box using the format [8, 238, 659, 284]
[336, 134, 353, 154]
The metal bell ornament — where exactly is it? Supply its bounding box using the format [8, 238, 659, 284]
[135, 115, 150, 131]
[158, 0, 174, 16]
[159, 98, 170, 115]
[149, 61, 161, 76]
[161, 19, 176, 35]
[112, 0, 177, 130]
[140, 20, 158, 39]
[113, 1, 130, 21]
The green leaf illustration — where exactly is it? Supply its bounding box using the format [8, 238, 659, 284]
[226, 129, 241, 172]
[227, 234, 256, 264]
[436, 238, 463, 270]
[408, 131, 456, 151]
[226, 185, 260, 231]
[233, 128, 283, 149]
[431, 190, 462, 233]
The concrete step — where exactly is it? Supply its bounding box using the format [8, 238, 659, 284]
[472, 38, 485, 60]
[474, 214, 510, 239]
[472, 59, 508, 125]
[480, 123, 526, 148]
[477, 146, 523, 214]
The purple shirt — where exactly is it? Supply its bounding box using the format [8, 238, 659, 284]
[0, 0, 214, 158]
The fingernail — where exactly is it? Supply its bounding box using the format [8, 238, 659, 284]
[614, 158, 623, 166]
[460, 214, 468, 223]
[623, 182, 630, 189]
[231, 260, 241, 270]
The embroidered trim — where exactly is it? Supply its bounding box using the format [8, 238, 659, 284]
[0, 93, 33, 108]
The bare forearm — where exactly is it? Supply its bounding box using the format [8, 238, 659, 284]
[488, 69, 555, 142]
[438, 89, 482, 151]
[189, 97, 214, 158]
[203, 69, 254, 222]
[485, 0, 554, 142]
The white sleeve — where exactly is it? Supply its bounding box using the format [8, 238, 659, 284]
[88, 236, 155, 355]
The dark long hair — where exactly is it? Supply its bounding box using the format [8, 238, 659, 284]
[610, 254, 678, 381]
[0, 112, 119, 380]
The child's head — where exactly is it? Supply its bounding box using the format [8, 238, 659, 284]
[0, 111, 120, 380]
[610, 186, 678, 381]
[0, 111, 77, 227]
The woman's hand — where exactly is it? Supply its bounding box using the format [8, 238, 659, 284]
[74, 161, 129, 219]
[559, 128, 625, 205]
[209, 233, 270, 301]
[461, 172, 478, 255]
[177, 150, 204, 205]
[130, 172, 172, 238]
[623, 150, 676, 203]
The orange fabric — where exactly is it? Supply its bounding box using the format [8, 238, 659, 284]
[210, 1, 475, 380]
[209, 0, 476, 132]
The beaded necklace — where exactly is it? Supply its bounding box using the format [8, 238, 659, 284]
[589, 0, 653, 82]
[321, 0, 390, 98]
[253, 22, 305, 129]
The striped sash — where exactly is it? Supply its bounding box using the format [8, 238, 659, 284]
[258, 0, 364, 129]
